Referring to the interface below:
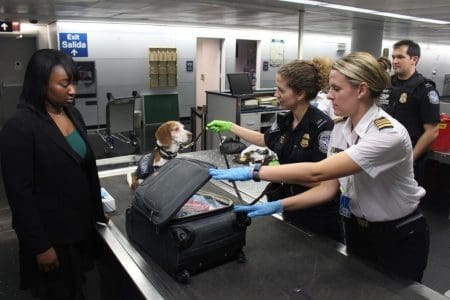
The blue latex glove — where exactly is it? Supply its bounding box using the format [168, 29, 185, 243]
[234, 200, 283, 218]
[208, 167, 252, 181]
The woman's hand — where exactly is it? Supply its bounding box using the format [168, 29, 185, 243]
[209, 167, 252, 181]
[36, 246, 59, 272]
[206, 120, 232, 132]
[234, 200, 283, 218]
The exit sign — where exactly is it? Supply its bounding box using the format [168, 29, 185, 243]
[0, 21, 20, 32]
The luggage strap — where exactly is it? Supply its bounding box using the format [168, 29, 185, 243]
[217, 132, 245, 204]
[180, 127, 206, 150]
[216, 132, 274, 206]
[248, 184, 273, 206]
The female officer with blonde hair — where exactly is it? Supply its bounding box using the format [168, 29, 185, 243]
[210, 52, 429, 282]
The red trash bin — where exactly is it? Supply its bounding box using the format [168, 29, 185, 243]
[431, 114, 450, 151]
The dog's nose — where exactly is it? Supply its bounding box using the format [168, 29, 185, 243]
[187, 131, 192, 139]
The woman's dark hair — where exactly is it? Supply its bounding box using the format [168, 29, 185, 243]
[393, 39, 421, 60]
[377, 56, 392, 72]
[21, 49, 77, 112]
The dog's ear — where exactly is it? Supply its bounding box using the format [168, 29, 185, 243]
[155, 122, 173, 146]
[130, 174, 139, 190]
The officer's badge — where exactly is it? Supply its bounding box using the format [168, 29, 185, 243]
[300, 133, 310, 148]
[374, 117, 393, 130]
[378, 89, 390, 106]
[279, 135, 285, 144]
[399, 92, 408, 103]
[379, 89, 390, 100]
[318, 130, 331, 154]
[428, 90, 440, 104]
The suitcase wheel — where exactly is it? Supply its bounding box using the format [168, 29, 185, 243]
[175, 269, 191, 284]
[237, 250, 246, 263]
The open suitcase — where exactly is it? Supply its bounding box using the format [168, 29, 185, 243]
[125, 157, 251, 283]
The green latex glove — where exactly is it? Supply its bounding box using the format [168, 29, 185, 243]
[206, 120, 232, 132]
[268, 160, 280, 166]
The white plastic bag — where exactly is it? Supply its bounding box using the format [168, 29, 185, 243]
[101, 187, 116, 213]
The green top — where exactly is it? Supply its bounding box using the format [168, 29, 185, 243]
[65, 129, 87, 159]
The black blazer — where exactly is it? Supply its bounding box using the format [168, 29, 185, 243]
[0, 103, 107, 255]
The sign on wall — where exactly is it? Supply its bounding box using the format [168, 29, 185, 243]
[59, 33, 88, 57]
[0, 21, 20, 32]
[186, 60, 194, 72]
[270, 39, 284, 67]
[263, 60, 269, 71]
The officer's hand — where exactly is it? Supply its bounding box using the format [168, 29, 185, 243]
[268, 160, 280, 166]
[209, 167, 252, 181]
[36, 246, 60, 272]
[234, 200, 283, 218]
[206, 120, 232, 132]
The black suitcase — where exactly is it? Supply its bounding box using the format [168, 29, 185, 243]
[125, 158, 251, 283]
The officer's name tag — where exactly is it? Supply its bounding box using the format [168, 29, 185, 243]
[339, 195, 351, 218]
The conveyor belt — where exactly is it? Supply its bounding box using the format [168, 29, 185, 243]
[97, 151, 446, 299]
[429, 150, 450, 164]
[99, 171, 446, 300]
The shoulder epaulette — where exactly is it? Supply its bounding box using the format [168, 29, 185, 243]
[333, 117, 347, 124]
[315, 118, 328, 129]
[423, 79, 436, 89]
[374, 117, 393, 130]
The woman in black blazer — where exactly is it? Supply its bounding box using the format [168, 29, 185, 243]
[0, 49, 108, 299]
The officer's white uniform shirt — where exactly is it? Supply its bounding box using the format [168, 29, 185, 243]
[328, 104, 425, 222]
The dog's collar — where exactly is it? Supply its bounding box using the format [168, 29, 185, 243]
[156, 144, 178, 160]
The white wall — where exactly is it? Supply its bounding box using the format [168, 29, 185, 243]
[17, 23, 51, 49]
[27, 21, 448, 123]
[47, 22, 58, 49]
[302, 33, 351, 61]
[36, 24, 50, 49]
[55, 21, 301, 122]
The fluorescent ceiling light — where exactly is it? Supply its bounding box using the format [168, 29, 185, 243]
[280, 0, 450, 25]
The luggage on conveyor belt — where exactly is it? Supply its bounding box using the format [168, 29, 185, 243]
[125, 157, 251, 283]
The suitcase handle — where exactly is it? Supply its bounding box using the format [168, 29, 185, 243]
[235, 212, 252, 228]
[171, 227, 194, 249]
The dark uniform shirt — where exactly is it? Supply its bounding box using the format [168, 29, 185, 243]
[263, 106, 340, 240]
[265, 106, 332, 164]
[379, 71, 440, 147]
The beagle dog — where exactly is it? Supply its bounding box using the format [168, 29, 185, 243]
[127, 121, 192, 190]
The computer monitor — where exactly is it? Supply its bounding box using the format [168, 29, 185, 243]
[227, 73, 253, 96]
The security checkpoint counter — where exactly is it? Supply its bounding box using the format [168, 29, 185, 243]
[96, 150, 446, 300]
[429, 150, 450, 165]
[425, 150, 450, 220]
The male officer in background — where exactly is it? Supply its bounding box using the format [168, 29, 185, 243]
[379, 40, 440, 184]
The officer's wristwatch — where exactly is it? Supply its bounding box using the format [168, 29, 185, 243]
[252, 164, 262, 182]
